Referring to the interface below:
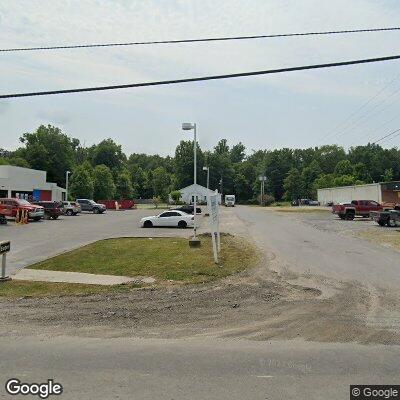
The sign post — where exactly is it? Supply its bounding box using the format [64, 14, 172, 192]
[0, 241, 11, 282]
[259, 175, 267, 206]
[208, 191, 220, 263]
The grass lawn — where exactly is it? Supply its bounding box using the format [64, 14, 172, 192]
[28, 235, 258, 284]
[357, 228, 400, 251]
[0, 280, 136, 298]
[271, 207, 330, 213]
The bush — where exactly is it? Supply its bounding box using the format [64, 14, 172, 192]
[170, 190, 181, 204]
[257, 194, 275, 206]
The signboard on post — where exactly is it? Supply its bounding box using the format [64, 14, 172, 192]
[0, 240, 11, 282]
[208, 191, 220, 263]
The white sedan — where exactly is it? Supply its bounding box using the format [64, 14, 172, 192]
[140, 210, 194, 228]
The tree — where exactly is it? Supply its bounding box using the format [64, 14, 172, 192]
[314, 174, 335, 189]
[19, 125, 77, 186]
[115, 170, 134, 199]
[90, 139, 126, 174]
[334, 160, 353, 176]
[382, 168, 394, 182]
[301, 160, 322, 198]
[170, 190, 182, 203]
[69, 162, 94, 199]
[333, 175, 363, 187]
[230, 142, 246, 163]
[174, 140, 204, 188]
[283, 168, 304, 200]
[93, 164, 115, 200]
[152, 167, 171, 201]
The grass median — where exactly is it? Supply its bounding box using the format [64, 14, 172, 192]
[28, 234, 258, 284]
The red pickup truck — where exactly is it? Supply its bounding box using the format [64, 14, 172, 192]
[332, 200, 382, 220]
[0, 198, 45, 221]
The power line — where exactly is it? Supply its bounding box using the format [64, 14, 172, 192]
[1, 27, 400, 53]
[319, 72, 400, 144]
[1, 53, 400, 100]
[371, 127, 400, 144]
[326, 84, 400, 143]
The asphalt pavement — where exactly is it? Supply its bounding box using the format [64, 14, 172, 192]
[0, 336, 398, 400]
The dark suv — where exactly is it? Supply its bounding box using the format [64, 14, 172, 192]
[171, 205, 202, 215]
[32, 201, 63, 220]
[76, 199, 106, 214]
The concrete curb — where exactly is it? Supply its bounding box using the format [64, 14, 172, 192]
[12, 268, 156, 286]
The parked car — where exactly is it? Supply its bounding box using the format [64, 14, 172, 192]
[332, 200, 382, 220]
[0, 198, 44, 221]
[76, 199, 106, 214]
[141, 210, 194, 228]
[32, 201, 63, 220]
[61, 201, 81, 216]
[308, 200, 320, 206]
[371, 209, 400, 227]
[171, 205, 202, 215]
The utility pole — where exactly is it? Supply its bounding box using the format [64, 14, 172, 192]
[259, 175, 267, 206]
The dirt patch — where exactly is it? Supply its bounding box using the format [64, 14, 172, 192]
[2, 255, 399, 345]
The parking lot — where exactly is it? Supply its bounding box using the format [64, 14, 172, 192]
[2, 208, 207, 275]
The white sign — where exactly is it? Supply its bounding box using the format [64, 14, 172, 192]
[208, 192, 220, 263]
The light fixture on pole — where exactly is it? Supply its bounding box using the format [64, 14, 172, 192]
[259, 175, 267, 206]
[65, 171, 71, 201]
[182, 122, 200, 246]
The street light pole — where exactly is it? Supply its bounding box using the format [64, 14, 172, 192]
[193, 123, 197, 239]
[65, 171, 71, 201]
[203, 166, 209, 190]
[182, 123, 199, 243]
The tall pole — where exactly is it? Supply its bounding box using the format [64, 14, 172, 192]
[65, 171, 70, 201]
[207, 168, 210, 191]
[193, 123, 197, 240]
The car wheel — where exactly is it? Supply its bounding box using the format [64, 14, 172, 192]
[378, 220, 386, 226]
[33, 217, 41, 222]
[339, 215, 346, 220]
[93, 208, 99, 214]
[387, 218, 396, 227]
[178, 220, 187, 229]
[345, 212, 355, 220]
[66, 209, 73, 216]
[52, 216, 59, 220]
[143, 220, 153, 228]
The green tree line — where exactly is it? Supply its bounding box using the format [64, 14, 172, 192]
[1, 124, 400, 202]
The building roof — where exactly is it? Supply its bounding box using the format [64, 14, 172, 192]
[178, 183, 217, 194]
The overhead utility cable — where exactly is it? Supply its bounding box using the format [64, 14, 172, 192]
[1, 27, 400, 52]
[1, 54, 400, 99]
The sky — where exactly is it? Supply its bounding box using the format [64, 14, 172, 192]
[1, 0, 400, 156]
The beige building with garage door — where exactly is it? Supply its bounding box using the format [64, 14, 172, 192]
[317, 181, 400, 205]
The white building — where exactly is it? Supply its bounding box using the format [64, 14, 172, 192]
[0, 165, 66, 201]
[317, 181, 400, 205]
[172, 184, 222, 205]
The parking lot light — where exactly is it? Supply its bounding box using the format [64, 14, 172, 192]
[182, 122, 200, 245]
[65, 171, 71, 201]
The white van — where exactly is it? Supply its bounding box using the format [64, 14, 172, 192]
[225, 195, 235, 207]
